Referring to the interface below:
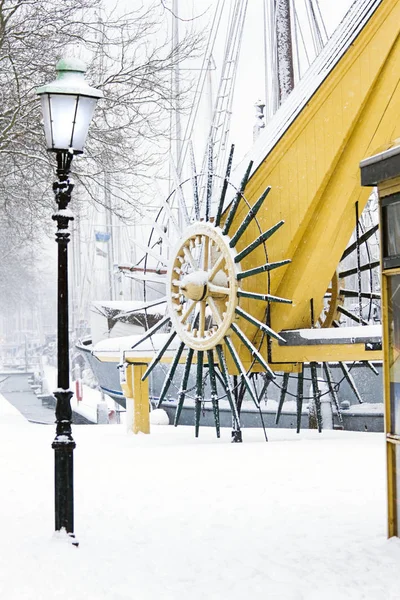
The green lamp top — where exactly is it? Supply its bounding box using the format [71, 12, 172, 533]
[55, 57, 86, 74]
[36, 57, 103, 99]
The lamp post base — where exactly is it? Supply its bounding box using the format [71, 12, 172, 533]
[52, 433, 76, 534]
[53, 387, 76, 536]
[53, 529, 79, 547]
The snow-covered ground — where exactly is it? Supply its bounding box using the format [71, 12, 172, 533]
[1, 392, 399, 600]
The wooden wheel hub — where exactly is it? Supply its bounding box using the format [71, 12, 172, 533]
[167, 222, 239, 351]
[180, 271, 209, 301]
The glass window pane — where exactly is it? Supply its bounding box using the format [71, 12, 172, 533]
[40, 95, 52, 149]
[396, 445, 400, 536]
[383, 200, 400, 267]
[72, 96, 97, 152]
[388, 274, 400, 434]
[49, 94, 77, 150]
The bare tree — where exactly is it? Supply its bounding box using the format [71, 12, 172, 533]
[0, 0, 202, 313]
[81, 2, 203, 218]
[0, 218, 40, 313]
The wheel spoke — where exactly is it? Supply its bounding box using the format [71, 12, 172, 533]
[215, 144, 235, 227]
[207, 296, 223, 325]
[181, 300, 197, 324]
[276, 372, 290, 425]
[323, 363, 343, 425]
[230, 322, 275, 378]
[157, 342, 185, 408]
[141, 331, 177, 381]
[199, 301, 206, 337]
[130, 315, 170, 349]
[340, 223, 379, 260]
[208, 254, 225, 281]
[229, 185, 271, 248]
[208, 282, 230, 296]
[216, 344, 241, 431]
[152, 220, 173, 248]
[195, 350, 204, 437]
[310, 362, 322, 432]
[202, 235, 210, 271]
[224, 336, 260, 408]
[235, 306, 286, 342]
[132, 239, 169, 267]
[183, 245, 197, 270]
[207, 349, 220, 438]
[222, 160, 253, 236]
[296, 366, 304, 434]
[337, 305, 369, 325]
[174, 348, 195, 426]
[338, 361, 363, 404]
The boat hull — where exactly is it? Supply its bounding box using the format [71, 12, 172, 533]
[76, 339, 384, 431]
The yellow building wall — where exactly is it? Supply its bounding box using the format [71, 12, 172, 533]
[229, 0, 400, 348]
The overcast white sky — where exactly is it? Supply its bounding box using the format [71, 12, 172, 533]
[220, 0, 354, 155]
[102, 0, 355, 167]
[171, 0, 356, 168]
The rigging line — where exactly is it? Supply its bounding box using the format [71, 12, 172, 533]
[215, 45, 244, 177]
[220, 0, 248, 136]
[304, 0, 316, 54]
[312, 0, 329, 43]
[219, 0, 236, 68]
[305, 0, 323, 54]
[293, 3, 312, 68]
[198, 0, 249, 201]
[180, 0, 226, 169]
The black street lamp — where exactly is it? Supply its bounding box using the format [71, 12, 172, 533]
[37, 58, 102, 542]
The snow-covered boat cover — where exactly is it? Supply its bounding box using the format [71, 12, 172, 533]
[279, 324, 382, 346]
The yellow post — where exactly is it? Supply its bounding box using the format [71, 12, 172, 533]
[120, 361, 150, 434]
[131, 363, 150, 434]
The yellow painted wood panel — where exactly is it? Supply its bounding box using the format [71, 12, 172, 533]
[379, 178, 400, 197]
[132, 363, 150, 434]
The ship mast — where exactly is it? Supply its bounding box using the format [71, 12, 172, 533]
[275, 0, 295, 104]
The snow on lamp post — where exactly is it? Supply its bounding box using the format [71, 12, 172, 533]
[37, 58, 102, 543]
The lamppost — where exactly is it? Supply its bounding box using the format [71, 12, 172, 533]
[37, 58, 102, 542]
